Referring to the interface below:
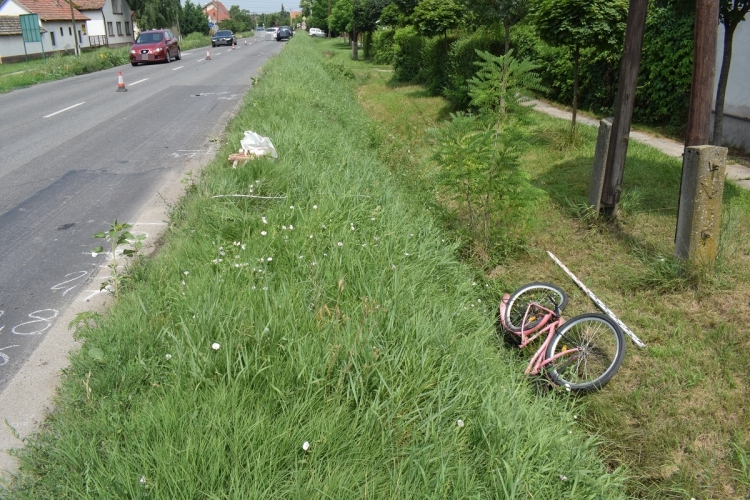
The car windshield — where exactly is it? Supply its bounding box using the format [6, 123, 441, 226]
[136, 32, 163, 43]
[266, 28, 276, 31]
[215, 31, 232, 37]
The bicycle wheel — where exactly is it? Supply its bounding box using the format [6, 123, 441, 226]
[503, 282, 568, 334]
[545, 313, 625, 393]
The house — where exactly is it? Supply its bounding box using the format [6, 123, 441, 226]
[0, 14, 46, 63]
[202, 0, 229, 31]
[0, 0, 89, 63]
[73, 0, 133, 48]
[713, 21, 750, 153]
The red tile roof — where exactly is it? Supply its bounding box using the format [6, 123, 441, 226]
[73, 0, 105, 10]
[15, 0, 89, 21]
[203, 0, 229, 22]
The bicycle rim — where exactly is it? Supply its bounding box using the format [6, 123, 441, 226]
[546, 314, 625, 392]
[504, 282, 568, 334]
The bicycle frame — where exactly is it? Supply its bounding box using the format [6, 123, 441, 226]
[499, 294, 581, 377]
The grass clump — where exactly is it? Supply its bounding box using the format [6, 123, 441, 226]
[4, 36, 625, 498]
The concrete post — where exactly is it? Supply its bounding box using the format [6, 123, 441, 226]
[675, 145, 728, 263]
[588, 117, 613, 211]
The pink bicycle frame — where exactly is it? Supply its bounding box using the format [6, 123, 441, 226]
[499, 294, 580, 376]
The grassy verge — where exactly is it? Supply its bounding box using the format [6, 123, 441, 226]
[4, 36, 624, 498]
[316, 39, 750, 498]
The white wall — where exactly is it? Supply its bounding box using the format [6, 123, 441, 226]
[0, 1, 26, 15]
[713, 21, 750, 151]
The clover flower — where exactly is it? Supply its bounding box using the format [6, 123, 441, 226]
[212, 342, 221, 350]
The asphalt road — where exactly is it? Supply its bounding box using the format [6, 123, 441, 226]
[0, 39, 284, 393]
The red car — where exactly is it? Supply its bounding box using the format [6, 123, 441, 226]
[130, 29, 181, 66]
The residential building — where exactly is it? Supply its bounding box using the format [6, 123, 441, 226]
[74, 0, 133, 48]
[0, 0, 89, 63]
[713, 21, 750, 153]
[202, 0, 229, 31]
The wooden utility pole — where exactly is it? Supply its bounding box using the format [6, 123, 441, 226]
[598, 0, 648, 212]
[68, 0, 80, 56]
[685, 0, 721, 146]
[674, 0, 725, 264]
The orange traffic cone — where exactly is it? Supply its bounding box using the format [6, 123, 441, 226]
[206, 48, 211, 60]
[244, 39, 247, 45]
[232, 41, 236, 50]
[116, 71, 127, 92]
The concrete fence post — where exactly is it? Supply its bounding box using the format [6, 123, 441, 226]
[675, 145, 728, 263]
[588, 117, 614, 211]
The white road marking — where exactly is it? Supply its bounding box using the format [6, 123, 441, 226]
[43, 102, 85, 118]
[130, 78, 149, 86]
[182, 52, 192, 56]
[172, 66, 184, 70]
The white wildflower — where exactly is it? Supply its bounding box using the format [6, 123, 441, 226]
[261, 231, 267, 236]
[267, 257, 272, 262]
[140, 476, 146, 484]
[165, 354, 172, 360]
[212, 342, 220, 350]
[302, 441, 310, 451]
[313, 205, 318, 209]
[456, 419, 464, 427]
[559, 475, 567, 481]
[184, 271, 189, 275]
[262, 217, 267, 224]
[337, 242, 343, 247]
[289, 225, 293, 230]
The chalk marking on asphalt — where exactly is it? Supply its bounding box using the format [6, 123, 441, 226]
[43, 102, 85, 118]
[172, 66, 184, 71]
[129, 78, 149, 86]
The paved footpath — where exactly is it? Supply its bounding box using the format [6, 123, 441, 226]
[530, 99, 750, 191]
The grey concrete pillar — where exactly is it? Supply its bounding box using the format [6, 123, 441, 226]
[675, 145, 728, 263]
[588, 117, 614, 211]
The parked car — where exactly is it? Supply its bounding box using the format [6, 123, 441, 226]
[212, 30, 236, 47]
[130, 29, 180, 66]
[276, 27, 292, 41]
[265, 27, 279, 40]
[279, 26, 293, 37]
[309, 27, 326, 37]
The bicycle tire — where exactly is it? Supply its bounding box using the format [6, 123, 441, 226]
[503, 282, 568, 334]
[545, 313, 625, 393]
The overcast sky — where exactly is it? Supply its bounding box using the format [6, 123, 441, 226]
[214, 0, 301, 14]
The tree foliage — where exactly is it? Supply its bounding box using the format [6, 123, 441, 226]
[179, 0, 209, 35]
[533, 0, 627, 133]
[127, 0, 180, 31]
[411, 0, 462, 37]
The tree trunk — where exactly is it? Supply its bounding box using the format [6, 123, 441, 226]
[503, 19, 510, 55]
[352, 29, 358, 60]
[712, 21, 737, 146]
[571, 44, 579, 136]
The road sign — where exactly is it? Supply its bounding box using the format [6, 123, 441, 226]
[19, 14, 41, 43]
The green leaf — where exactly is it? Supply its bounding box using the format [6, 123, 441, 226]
[88, 347, 104, 361]
[93, 232, 107, 239]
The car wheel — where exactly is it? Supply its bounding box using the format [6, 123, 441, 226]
[165, 50, 171, 63]
[131, 62, 138, 66]
[212, 43, 216, 47]
[175, 48, 181, 60]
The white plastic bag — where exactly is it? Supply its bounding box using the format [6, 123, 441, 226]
[240, 130, 278, 158]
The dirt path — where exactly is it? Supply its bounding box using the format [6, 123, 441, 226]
[530, 99, 750, 190]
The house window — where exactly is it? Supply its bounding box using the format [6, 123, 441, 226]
[51, 31, 56, 45]
[111, 0, 122, 14]
[69, 26, 72, 35]
[78, 30, 82, 43]
[116, 22, 122, 35]
[125, 22, 131, 35]
[107, 22, 114, 36]
[60, 27, 64, 36]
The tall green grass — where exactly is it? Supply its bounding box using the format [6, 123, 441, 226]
[5, 36, 625, 498]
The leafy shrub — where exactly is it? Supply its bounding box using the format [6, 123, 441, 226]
[418, 35, 455, 95]
[444, 26, 504, 108]
[392, 26, 424, 82]
[372, 29, 396, 65]
[634, 4, 693, 129]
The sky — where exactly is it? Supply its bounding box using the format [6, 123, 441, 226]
[208, 0, 301, 14]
